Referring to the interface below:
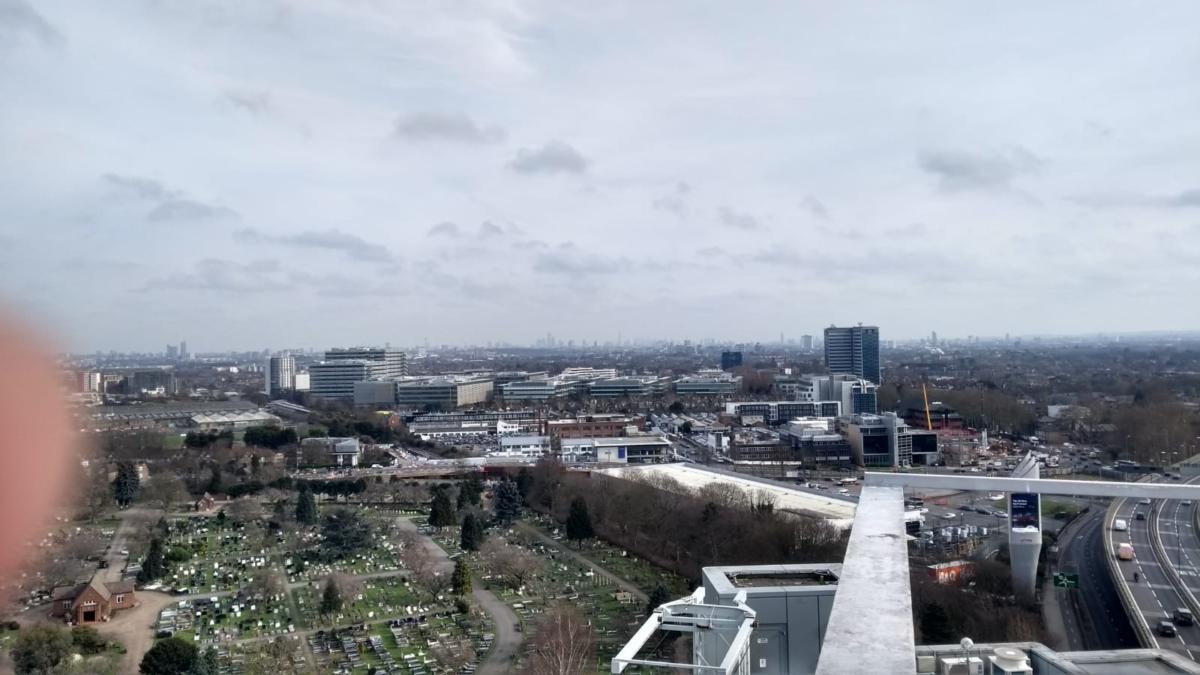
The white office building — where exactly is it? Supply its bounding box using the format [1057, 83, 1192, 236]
[264, 353, 296, 396]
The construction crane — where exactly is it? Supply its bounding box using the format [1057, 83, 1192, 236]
[921, 382, 933, 431]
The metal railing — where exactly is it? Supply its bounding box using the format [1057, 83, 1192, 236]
[1105, 491, 1157, 648]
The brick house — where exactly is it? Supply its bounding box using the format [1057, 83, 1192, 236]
[50, 573, 136, 624]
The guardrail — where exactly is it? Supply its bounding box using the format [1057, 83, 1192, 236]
[1105, 489, 1158, 648]
[1148, 481, 1200, 633]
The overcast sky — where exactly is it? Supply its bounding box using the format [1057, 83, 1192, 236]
[3, 1, 1200, 352]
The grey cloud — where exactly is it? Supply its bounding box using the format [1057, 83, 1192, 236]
[394, 112, 505, 144]
[917, 146, 1043, 192]
[146, 259, 290, 293]
[509, 140, 588, 174]
[223, 89, 271, 115]
[103, 174, 173, 201]
[717, 206, 761, 230]
[1164, 190, 1200, 207]
[148, 199, 238, 222]
[0, 0, 63, 47]
[236, 228, 394, 263]
[103, 173, 238, 223]
[653, 181, 691, 217]
[533, 250, 633, 276]
[801, 195, 830, 220]
[882, 222, 927, 237]
[428, 221, 461, 237]
[479, 221, 504, 237]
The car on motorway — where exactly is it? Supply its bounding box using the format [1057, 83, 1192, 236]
[1118, 543, 1136, 560]
[1174, 608, 1194, 626]
[1184, 500, 1194, 506]
[1136, 512, 1146, 521]
[1158, 620, 1178, 637]
[1113, 519, 1128, 532]
[1139, 498, 1152, 505]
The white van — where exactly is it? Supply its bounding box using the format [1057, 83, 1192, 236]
[1113, 519, 1129, 532]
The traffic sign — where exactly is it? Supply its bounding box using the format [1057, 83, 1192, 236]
[1053, 572, 1079, 588]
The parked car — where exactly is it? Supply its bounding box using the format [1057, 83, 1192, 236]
[941, 513, 957, 520]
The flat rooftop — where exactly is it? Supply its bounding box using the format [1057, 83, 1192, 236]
[599, 463, 857, 524]
[728, 570, 839, 588]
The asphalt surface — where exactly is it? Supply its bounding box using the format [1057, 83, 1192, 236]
[1117, 497, 1200, 659]
[1057, 506, 1139, 650]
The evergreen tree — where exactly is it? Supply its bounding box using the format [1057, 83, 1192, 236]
[429, 489, 458, 528]
[113, 461, 140, 507]
[460, 512, 484, 551]
[457, 474, 483, 510]
[295, 485, 318, 525]
[493, 479, 522, 525]
[187, 648, 220, 675]
[138, 537, 167, 583]
[566, 496, 594, 544]
[206, 467, 223, 495]
[919, 602, 955, 644]
[451, 558, 472, 596]
[515, 468, 533, 501]
[320, 578, 343, 614]
[646, 583, 671, 616]
[140, 637, 198, 675]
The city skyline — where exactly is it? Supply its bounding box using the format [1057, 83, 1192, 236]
[5, 2, 1200, 352]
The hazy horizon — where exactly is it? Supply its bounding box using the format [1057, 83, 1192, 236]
[4, 1, 1200, 352]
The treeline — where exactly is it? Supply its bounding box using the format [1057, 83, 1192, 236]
[913, 561, 1042, 644]
[519, 461, 848, 581]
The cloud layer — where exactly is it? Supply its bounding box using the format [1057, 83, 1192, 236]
[4, 1, 1200, 350]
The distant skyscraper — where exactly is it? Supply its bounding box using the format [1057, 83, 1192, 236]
[930, 331, 938, 347]
[800, 335, 814, 351]
[265, 353, 296, 396]
[179, 341, 188, 360]
[823, 325, 881, 384]
[720, 351, 743, 371]
[166, 344, 178, 359]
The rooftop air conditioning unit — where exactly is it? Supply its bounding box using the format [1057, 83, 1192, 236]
[916, 655, 938, 674]
[938, 656, 984, 675]
[989, 647, 1032, 674]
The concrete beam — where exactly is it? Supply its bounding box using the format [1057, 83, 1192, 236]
[816, 485, 914, 675]
[865, 472, 1200, 499]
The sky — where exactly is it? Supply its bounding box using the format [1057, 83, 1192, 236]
[3, 1, 1200, 352]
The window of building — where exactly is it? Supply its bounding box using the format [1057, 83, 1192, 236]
[114, 594, 124, 603]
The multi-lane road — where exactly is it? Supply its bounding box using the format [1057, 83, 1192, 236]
[1114, 490, 1200, 659]
[1057, 506, 1139, 650]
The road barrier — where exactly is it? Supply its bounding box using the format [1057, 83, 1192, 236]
[1105, 486, 1157, 648]
[1147, 479, 1200, 637]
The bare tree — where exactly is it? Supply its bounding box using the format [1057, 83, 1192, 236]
[398, 531, 445, 594]
[225, 497, 266, 524]
[480, 538, 541, 590]
[328, 571, 362, 601]
[142, 472, 191, 512]
[79, 466, 114, 522]
[245, 568, 288, 599]
[525, 604, 596, 675]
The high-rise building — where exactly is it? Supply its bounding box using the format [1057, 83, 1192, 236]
[720, 351, 743, 371]
[179, 341, 188, 360]
[309, 347, 408, 399]
[823, 325, 880, 384]
[265, 353, 296, 397]
[325, 347, 406, 379]
[166, 344, 179, 359]
[800, 334, 814, 351]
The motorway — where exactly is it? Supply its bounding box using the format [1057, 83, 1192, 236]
[1115, 492, 1200, 659]
[1056, 506, 1138, 649]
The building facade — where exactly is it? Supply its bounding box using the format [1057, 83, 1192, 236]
[310, 360, 372, 400]
[720, 351, 744, 371]
[674, 371, 741, 396]
[725, 401, 842, 425]
[265, 353, 296, 396]
[325, 347, 407, 378]
[51, 574, 136, 624]
[823, 325, 881, 384]
[547, 414, 646, 439]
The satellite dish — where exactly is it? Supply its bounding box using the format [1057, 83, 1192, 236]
[960, 637, 974, 651]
